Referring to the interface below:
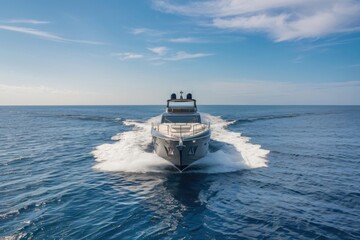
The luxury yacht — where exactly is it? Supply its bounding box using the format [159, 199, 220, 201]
[151, 91, 211, 171]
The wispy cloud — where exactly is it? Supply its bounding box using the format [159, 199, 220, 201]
[0, 25, 103, 45]
[153, 0, 360, 42]
[7, 19, 50, 24]
[300, 37, 360, 51]
[164, 51, 213, 61]
[131, 28, 148, 35]
[0, 25, 64, 41]
[168, 37, 203, 43]
[112, 52, 144, 60]
[146, 46, 213, 61]
[148, 46, 169, 55]
[112, 47, 212, 62]
[130, 27, 165, 36]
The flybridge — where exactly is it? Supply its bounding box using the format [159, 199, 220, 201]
[166, 91, 197, 113]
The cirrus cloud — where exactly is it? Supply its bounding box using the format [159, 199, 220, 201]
[113, 47, 212, 62]
[7, 19, 51, 24]
[112, 52, 144, 60]
[168, 37, 203, 43]
[153, 0, 360, 41]
[0, 25, 103, 45]
[164, 51, 213, 61]
[148, 46, 169, 55]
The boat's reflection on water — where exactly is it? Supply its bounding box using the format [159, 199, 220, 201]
[106, 172, 209, 234]
[107, 169, 247, 233]
[107, 171, 210, 209]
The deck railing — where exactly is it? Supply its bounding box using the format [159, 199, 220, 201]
[151, 122, 210, 137]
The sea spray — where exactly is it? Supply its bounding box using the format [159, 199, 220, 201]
[191, 114, 269, 173]
[92, 114, 269, 173]
[92, 116, 171, 173]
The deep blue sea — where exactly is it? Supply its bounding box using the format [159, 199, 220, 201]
[1, 106, 360, 239]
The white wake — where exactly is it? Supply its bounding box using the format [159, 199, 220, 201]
[92, 114, 269, 173]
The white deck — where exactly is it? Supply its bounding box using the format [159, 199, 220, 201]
[152, 123, 209, 137]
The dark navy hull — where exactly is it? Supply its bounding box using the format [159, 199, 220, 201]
[152, 130, 210, 171]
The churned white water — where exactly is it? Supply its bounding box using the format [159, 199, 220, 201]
[92, 114, 269, 173]
[191, 114, 269, 173]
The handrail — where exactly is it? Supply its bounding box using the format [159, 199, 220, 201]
[152, 122, 210, 137]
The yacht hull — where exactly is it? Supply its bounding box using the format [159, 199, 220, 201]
[152, 131, 210, 171]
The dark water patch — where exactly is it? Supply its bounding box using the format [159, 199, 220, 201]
[54, 114, 123, 123]
[227, 109, 350, 127]
[270, 149, 338, 161]
[228, 113, 307, 126]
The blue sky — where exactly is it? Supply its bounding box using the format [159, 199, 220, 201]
[0, 0, 359, 105]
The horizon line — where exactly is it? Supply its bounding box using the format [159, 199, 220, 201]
[1, 104, 359, 107]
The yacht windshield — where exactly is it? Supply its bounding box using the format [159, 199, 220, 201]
[162, 115, 201, 123]
[168, 101, 195, 108]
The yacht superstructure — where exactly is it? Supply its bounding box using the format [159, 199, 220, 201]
[151, 92, 211, 170]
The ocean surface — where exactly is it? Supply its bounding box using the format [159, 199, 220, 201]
[1, 105, 360, 239]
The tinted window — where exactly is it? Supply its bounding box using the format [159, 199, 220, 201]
[162, 115, 201, 123]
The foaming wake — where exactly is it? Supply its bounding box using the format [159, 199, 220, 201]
[92, 114, 269, 173]
[190, 114, 269, 173]
[92, 116, 172, 173]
